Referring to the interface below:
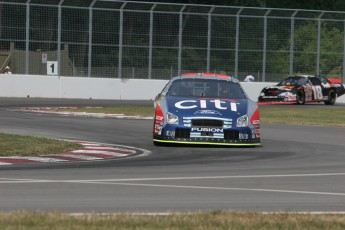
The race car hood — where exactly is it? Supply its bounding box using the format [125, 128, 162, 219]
[165, 96, 249, 118]
[261, 85, 295, 95]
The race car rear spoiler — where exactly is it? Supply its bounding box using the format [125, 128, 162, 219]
[328, 78, 345, 97]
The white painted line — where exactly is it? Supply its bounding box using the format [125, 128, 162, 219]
[84, 146, 119, 150]
[84, 146, 137, 153]
[96, 152, 128, 157]
[0, 156, 67, 162]
[78, 143, 101, 146]
[110, 148, 137, 153]
[1, 172, 345, 197]
[0, 178, 57, 182]
[71, 150, 128, 157]
[55, 172, 345, 182]
[0, 177, 344, 197]
[75, 181, 345, 197]
[0, 162, 12, 165]
[57, 154, 104, 160]
[99, 152, 128, 157]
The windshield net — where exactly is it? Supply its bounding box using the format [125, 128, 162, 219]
[277, 77, 309, 86]
[167, 79, 246, 99]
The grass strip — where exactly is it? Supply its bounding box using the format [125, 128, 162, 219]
[0, 133, 81, 157]
[259, 106, 345, 127]
[0, 211, 345, 230]
[55, 105, 154, 117]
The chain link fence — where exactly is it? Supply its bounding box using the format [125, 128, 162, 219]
[1, 0, 345, 82]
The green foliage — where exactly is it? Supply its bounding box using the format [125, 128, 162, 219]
[270, 20, 344, 76]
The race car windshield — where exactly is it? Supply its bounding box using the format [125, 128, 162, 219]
[167, 79, 246, 99]
[277, 77, 309, 86]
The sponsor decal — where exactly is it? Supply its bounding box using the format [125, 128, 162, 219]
[267, 89, 279, 94]
[165, 131, 175, 137]
[155, 116, 164, 121]
[312, 85, 323, 100]
[262, 96, 278, 98]
[255, 129, 260, 138]
[194, 110, 221, 115]
[322, 83, 330, 88]
[154, 124, 163, 135]
[281, 86, 294, 89]
[191, 127, 224, 133]
[154, 104, 164, 135]
[239, 133, 248, 139]
[175, 99, 237, 112]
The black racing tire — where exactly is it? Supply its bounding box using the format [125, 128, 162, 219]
[296, 90, 305, 105]
[324, 89, 336, 105]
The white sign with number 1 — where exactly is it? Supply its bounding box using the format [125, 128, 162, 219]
[47, 61, 58, 75]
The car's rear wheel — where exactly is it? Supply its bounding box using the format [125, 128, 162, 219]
[324, 89, 336, 105]
[296, 90, 305, 104]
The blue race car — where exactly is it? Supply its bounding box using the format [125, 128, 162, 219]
[153, 73, 260, 146]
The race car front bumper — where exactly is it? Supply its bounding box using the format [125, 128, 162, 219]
[153, 126, 261, 146]
[258, 96, 297, 104]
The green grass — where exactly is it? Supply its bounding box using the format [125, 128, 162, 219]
[0, 211, 344, 230]
[0, 133, 81, 157]
[259, 106, 345, 127]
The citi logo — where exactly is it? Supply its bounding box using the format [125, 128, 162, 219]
[175, 99, 237, 111]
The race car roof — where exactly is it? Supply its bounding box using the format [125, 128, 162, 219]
[294, 75, 342, 84]
[293, 74, 314, 78]
[179, 72, 239, 82]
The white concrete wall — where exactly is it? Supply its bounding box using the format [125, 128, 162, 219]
[1, 74, 344, 103]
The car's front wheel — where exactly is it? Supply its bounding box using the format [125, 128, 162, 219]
[324, 89, 336, 105]
[296, 90, 305, 104]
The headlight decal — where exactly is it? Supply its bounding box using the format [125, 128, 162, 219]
[236, 115, 248, 127]
[166, 112, 179, 125]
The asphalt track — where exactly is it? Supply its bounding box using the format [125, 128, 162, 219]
[0, 98, 345, 213]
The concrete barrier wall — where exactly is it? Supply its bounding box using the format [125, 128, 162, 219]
[1, 74, 344, 103]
